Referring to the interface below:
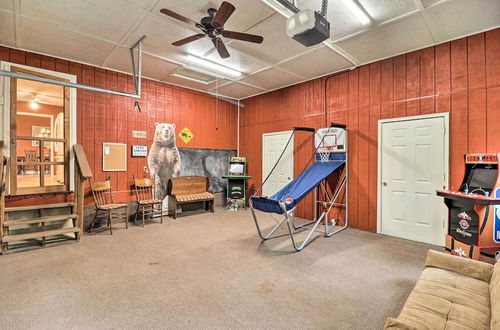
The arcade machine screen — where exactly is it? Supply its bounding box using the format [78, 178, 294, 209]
[229, 163, 244, 176]
[466, 167, 497, 193]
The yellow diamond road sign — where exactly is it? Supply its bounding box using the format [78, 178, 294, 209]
[179, 127, 193, 144]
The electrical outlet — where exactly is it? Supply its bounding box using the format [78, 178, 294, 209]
[144, 166, 149, 173]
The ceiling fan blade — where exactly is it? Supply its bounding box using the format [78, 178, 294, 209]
[212, 37, 230, 58]
[160, 8, 200, 28]
[172, 34, 206, 46]
[221, 30, 263, 44]
[211, 1, 235, 28]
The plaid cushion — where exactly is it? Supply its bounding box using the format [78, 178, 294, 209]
[138, 199, 163, 205]
[176, 192, 214, 202]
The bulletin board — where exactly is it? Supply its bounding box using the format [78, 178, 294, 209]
[102, 143, 127, 172]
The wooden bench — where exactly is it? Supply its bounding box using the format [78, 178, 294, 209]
[167, 176, 214, 219]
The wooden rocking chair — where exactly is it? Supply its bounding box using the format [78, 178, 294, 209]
[89, 178, 128, 234]
[134, 177, 163, 227]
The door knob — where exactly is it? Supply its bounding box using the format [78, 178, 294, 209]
[382, 182, 387, 186]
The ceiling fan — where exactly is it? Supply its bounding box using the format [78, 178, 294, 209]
[160, 1, 264, 59]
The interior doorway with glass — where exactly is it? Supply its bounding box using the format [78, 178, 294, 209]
[10, 67, 69, 194]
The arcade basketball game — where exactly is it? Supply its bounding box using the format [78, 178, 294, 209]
[437, 153, 500, 263]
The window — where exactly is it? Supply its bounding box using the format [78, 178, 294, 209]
[9, 67, 70, 194]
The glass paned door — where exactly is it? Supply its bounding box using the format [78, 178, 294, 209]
[10, 67, 70, 194]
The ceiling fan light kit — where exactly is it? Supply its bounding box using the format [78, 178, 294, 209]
[161, 1, 264, 59]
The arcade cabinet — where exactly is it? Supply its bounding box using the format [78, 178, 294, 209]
[437, 153, 500, 263]
[222, 157, 251, 210]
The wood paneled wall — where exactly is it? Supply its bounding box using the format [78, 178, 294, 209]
[240, 28, 500, 232]
[0, 46, 238, 206]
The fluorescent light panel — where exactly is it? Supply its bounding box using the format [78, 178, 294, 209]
[340, 0, 371, 25]
[261, 0, 294, 18]
[185, 54, 242, 79]
[172, 72, 213, 85]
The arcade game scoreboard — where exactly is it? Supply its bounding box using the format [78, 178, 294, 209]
[437, 153, 500, 264]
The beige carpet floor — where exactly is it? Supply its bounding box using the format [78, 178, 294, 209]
[0, 208, 438, 329]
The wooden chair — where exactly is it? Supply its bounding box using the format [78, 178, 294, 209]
[24, 149, 38, 174]
[89, 178, 128, 234]
[133, 177, 163, 227]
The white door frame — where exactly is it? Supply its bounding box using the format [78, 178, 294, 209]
[377, 112, 450, 245]
[0, 61, 77, 192]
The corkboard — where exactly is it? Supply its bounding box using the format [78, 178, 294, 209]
[102, 143, 127, 172]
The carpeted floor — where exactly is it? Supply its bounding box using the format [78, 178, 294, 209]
[0, 208, 439, 329]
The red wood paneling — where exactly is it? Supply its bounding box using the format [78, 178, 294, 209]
[3, 47, 238, 206]
[240, 28, 500, 232]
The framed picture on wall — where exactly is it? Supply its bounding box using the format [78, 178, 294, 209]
[31, 126, 51, 146]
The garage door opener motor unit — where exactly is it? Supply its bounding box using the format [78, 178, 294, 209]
[285, 0, 330, 46]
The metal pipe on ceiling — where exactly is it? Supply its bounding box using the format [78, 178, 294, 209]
[0, 69, 141, 99]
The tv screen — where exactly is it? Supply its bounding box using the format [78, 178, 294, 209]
[467, 168, 497, 190]
[229, 163, 244, 175]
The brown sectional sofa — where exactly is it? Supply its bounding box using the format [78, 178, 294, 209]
[384, 250, 499, 330]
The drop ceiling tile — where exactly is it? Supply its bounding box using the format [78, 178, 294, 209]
[204, 45, 269, 74]
[421, 0, 443, 7]
[278, 45, 352, 79]
[20, 0, 145, 43]
[124, 12, 214, 62]
[358, 0, 418, 22]
[152, 0, 275, 33]
[18, 17, 116, 65]
[425, 0, 500, 43]
[0, 1, 13, 12]
[336, 13, 434, 64]
[229, 14, 310, 65]
[106, 47, 179, 80]
[239, 67, 302, 90]
[123, 0, 159, 10]
[0, 10, 16, 46]
[208, 81, 265, 99]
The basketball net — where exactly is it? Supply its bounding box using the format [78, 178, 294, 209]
[318, 147, 332, 163]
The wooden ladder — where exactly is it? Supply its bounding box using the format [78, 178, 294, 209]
[0, 144, 92, 254]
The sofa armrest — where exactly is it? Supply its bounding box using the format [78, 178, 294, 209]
[383, 318, 418, 330]
[425, 249, 493, 282]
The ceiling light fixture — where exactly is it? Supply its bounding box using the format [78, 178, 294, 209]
[185, 54, 242, 79]
[172, 72, 213, 85]
[28, 97, 40, 110]
[340, 0, 371, 25]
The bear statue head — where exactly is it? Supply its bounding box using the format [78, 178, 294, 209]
[153, 123, 177, 147]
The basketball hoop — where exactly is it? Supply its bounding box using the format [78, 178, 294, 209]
[318, 146, 332, 162]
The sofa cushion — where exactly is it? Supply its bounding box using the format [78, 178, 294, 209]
[490, 261, 500, 329]
[397, 267, 491, 330]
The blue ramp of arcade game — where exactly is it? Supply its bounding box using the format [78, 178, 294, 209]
[251, 160, 344, 214]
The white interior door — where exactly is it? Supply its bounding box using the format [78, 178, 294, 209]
[379, 116, 448, 245]
[262, 131, 293, 197]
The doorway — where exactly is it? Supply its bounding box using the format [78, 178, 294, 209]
[262, 130, 294, 197]
[377, 113, 449, 246]
[8, 66, 71, 195]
